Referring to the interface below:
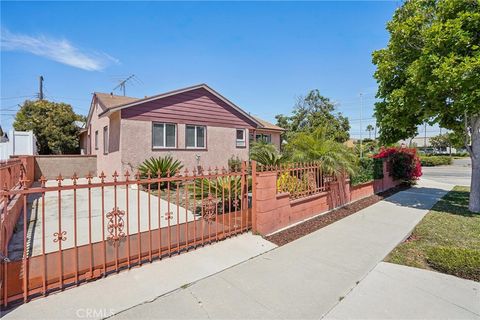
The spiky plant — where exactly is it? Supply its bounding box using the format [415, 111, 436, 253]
[138, 156, 183, 189]
[190, 175, 250, 215]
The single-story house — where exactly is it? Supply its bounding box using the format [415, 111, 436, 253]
[80, 84, 284, 176]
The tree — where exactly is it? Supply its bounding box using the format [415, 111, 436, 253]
[14, 99, 84, 155]
[275, 90, 351, 143]
[372, 0, 480, 212]
[430, 133, 451, 154]
[366, 124, 375, 139]
[285, 127, 357, 177]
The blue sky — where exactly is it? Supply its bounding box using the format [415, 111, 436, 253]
[1, 1, 434, 139]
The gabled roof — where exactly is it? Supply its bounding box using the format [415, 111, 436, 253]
[86, 83, 285, 131]
[95, 92, 138, 110]
[252, 116, 285, 132]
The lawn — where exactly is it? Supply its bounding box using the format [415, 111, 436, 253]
[385, 186, 480, 282]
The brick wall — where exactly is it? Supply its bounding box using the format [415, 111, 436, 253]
[253, 160, 400, 235]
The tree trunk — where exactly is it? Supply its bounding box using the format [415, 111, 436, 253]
[468, 115, 480, 213]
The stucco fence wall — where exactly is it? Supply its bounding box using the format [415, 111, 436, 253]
[32, 155, 97, 180]
[253, 161, 401, 235]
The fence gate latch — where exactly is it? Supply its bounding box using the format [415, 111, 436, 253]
[0, 253, 10, 263]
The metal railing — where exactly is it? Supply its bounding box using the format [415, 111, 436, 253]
[258, 162, 335, 199]
[0, 159, 24, 198]
[0, 163, 251, 307]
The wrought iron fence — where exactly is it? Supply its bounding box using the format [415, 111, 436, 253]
[258, 162, 335, 199]
[0, 163, 251, 307]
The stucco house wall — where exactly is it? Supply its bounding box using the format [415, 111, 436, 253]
[88, 101, 123, 176]
[120, 119, 250, 173]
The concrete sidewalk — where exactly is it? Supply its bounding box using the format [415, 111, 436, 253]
[325, 262, 480, 319]
[109, 179, 460, 319]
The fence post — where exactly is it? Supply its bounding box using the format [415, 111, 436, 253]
[251, 160, 257, 234]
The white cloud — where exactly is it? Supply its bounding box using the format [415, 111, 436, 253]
[1, 28, 119, 71]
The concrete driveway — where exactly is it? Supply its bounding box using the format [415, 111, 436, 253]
[422, 157, 471, 186]
[9, 178, 196, 259]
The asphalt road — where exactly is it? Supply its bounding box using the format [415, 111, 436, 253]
[421, 157, 471, 186]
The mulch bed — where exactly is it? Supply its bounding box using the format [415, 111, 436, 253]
[265, 183, 411, 246]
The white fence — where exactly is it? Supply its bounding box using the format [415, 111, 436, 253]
[0, 130, 37, 160]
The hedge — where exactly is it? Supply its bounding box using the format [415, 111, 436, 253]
[420, 155, 452, 167]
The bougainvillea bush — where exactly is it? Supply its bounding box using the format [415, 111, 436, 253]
[373, 147, 422, 182]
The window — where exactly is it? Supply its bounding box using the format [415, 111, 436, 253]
[186, 125, 206, 149]
[103, 126, 108, 154]
[152, 123, 176, 148]
[256, 133, 272, 144]
[236, 129, 246, 147]
[95, 130, 98, 150]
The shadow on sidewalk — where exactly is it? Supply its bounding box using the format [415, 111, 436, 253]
[382, 187, 449, 210]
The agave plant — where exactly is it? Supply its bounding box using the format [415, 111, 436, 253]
[249, 141, 283, 166]
[190, 175, 249, 215]
[138, 156, 183, 189]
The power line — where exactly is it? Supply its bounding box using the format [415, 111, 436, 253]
[0, 95, 35, 100]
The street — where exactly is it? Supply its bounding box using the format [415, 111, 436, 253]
[421, 157, 471, 186]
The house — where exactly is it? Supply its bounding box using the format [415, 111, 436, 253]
[80, 84, 284, 176]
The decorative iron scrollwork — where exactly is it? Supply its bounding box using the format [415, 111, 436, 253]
[106, 207, 126, 245]
[202, 193, 218, 222]
[53, 231, 67, 242]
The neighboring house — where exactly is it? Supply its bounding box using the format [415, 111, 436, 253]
[0, 130, 37, 160]
[81, 84, 284, 176]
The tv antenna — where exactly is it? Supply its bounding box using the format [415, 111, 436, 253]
[113, 74, 136, 96]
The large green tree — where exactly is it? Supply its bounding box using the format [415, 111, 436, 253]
[14, 100, 85, 155]
[275, 90, 350, 143]
[372, 0, 480, 212]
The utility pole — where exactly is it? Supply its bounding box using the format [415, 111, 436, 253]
[424, 123, 427, 152]
[359, 93, 363, 159]
[38, 76, 44, 100]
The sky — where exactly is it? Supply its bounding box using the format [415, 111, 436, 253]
[0, 1, 441, 139]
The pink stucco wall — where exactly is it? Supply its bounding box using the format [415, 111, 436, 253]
[88, 101, 122, 176]
[119, 119, 250, 173]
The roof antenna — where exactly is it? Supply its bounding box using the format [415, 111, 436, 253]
[113, 74, 135, 96]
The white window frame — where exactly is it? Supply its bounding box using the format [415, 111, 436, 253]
[152, 122, 177, 149]
[186, 125, 206, 149]
[236, 129, 246, 148]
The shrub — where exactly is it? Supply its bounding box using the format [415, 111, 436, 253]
[228, 155, 242, 172]
[138, 156, 183, 189]
[250, 142, 283, 166]
[420, 155, 452, 167]
[426, 247, 480, 282]
[373, 147, 422, 182]
[351, 157, 374, 186]
[190, 176, 247, 215]
[373, 158, 384, 179]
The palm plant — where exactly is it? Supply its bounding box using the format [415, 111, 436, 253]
[249, 141, 283, 166]
[286, 127, 357, 177]
[138, 156, 183, 189]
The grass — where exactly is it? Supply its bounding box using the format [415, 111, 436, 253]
[385, 186, 480, 281]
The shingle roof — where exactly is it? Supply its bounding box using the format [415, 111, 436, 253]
[91, 86, 285, 132]
[252, 116, 285, 131]
[94, 92, 139, 110]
